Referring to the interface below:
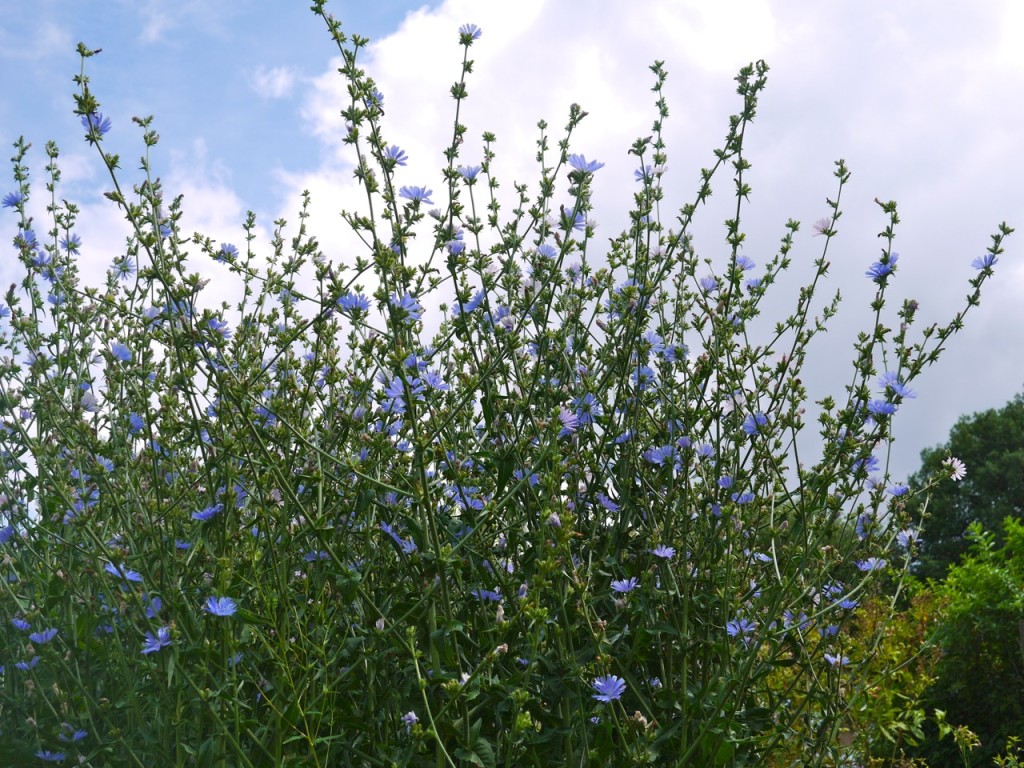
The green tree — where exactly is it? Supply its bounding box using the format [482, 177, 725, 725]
[912, 519, 1024, 766]
[908, 390, 1024, 581]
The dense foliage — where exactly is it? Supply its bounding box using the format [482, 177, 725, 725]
[907, 391, 1024, 581]
[908, 520, 1024, 766]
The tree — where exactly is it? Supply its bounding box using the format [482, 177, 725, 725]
[908, 390, 1024, 581]
[911, 520, 1024, 766]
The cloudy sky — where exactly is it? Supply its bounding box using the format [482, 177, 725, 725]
[2, 0, 1022, 483]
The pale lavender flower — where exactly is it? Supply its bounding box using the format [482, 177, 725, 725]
[812, 217, 832, 236]
[402, 710, 419, 732]
[650, 545, 675, 559]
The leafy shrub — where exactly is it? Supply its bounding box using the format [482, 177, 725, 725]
[0, 6, 1011, 766]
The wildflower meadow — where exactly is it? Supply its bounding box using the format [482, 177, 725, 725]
[0, 4, 1013, 766]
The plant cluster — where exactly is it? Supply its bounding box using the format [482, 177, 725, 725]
[0, 5, 1011, 765]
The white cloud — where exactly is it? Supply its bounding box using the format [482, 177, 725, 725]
[278, 0, 1024, 480]
[0, 20, 71, 60]
[132, 0, 229, 45]
[248, 66, 297, 99]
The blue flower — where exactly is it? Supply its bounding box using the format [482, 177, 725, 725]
[61, 234, 82, 254]
[865, 252, 899, 282]
[81, 112, 112, 135]
[17, 228, 38, 250]
[204, 596, 238, 617]
[470, 588, 502, 602]
[128, 413, 146, 434]
[695, 443, 715, 459]
[731, 491, 755, 505]
[824, 653, 850, 667]
[144, 595, 162, 619]
[389, 292, 423, 325]
[699, 275, 718, 293]
[610, 577, 638, 594]
[217, 243, 239, 262]
[866, 399, 897, 417]
[114, 256, 135, 279]
[735, 255, 756, 271]
[877, 371, 915, 399]
[104, 562, 143, 583]
[380, 521, 417, 554]
[36, 750, 66, 763]
[1, 191, 24, 208]
[383, 145, 408, 166]
[458, 165, 481, 181]
[643, 444, 674, 466]
[972, 253, 997, 270]
[58, 725, 87, 743]
[887, 483, 909, 497]
[591, 674, 626, 703]
[459, 23, 482, 41]
[399, 186, 433, 205]
[650, 545, 675, 559]
[16, 657, 40, 670]
[338, 291, 370, 313]
[632, 365, 656, 390]
[141, 626, 172, 654]
[453, 289, 484, 316]
[29, 628, 59, 644]
[568, 154, 605, 174]
[207, 317, 231, 339]
[896, 528, 919, 549]
[857, 557, 887, 572]
[192, 502, 223, 521]
[742, 411, 768, 436]
[12, 617, 30, 631]
[423, 369, 449, 391]
[557, 407, 579, 437]
[727, 617, 757, 639]
[110, 342, 132, 363]
[562, 208, 586, 232]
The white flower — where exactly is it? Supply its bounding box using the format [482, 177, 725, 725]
[943, 456, 967, 482]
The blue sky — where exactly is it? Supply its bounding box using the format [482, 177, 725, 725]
[0, 0, 440, 215]
[2, 0, 1023, 482]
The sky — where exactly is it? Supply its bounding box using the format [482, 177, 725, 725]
[1, 0, 1022, 484]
